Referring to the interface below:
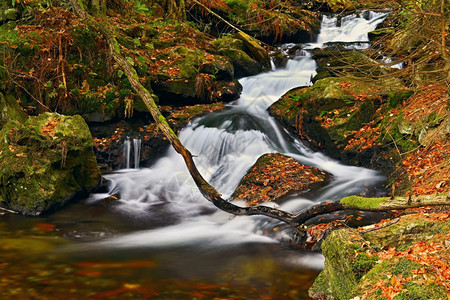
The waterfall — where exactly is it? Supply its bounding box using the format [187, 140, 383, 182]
[307, 11, 388, 49]
[122, 137, 131, 169]
[133, 138, 141, 169]
[121, 137, 142, 169]
[92, 11, 389, 254]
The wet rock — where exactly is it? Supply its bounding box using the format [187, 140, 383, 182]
[151, 46, 242, 105]
[312, 48, 390, 82]
[233, 153, 330, 205]
[271, 50, 289, 68]
[234, 32, 270, 68]
[199, 59, 234, 81]
[0, 112, 101, 215]
[90, 103, 225, 172]
[269, 76, 404, 167]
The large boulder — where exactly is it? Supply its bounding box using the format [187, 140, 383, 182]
[212, 36, 269, 78]
[312, 48, 390, 82]
[233, 153, 329, 205]
[90, 103, 225, 173]
[269, 76, 404, 164]
[0, 112, 100, 215]
[151, 46, 242, 105]
[309, 210, 450, 299]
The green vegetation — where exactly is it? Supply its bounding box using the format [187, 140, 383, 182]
[341, 196, 386, 210]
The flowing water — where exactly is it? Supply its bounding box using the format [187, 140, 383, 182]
[0, 11, 388, 299]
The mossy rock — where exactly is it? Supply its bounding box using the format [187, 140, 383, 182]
[199, 58, 234, 80]
[270, 76, 405, 162]
[218, 48, 262, 78]
[213, 36, 264, 78]
[368, 27, 394, 41]
[312, 48, 390, 80]
[309, 213, 450, 299]
[0, 93, 27, 127]
[233, 31, 270, 68]
[153, 46, 241, 104]
[212, 35, 246, 51]
[309, 228, 370, 299]
[269, 77, 383, 155]
[268, 95, 340, 158]
[233, 153, 330, 205]
[1, 8, 20, 22]
[0, 112, 100, 215]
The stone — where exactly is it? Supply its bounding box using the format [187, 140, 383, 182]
[0, 112, 101, 215]
[234, 31, 270, 68]
[309, 213, 450, 299]
[213, 36, 265, 78]
[233, 153, 329, 205]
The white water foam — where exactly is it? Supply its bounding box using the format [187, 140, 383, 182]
[306, 11, 388, 49]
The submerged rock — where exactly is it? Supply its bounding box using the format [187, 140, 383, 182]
[233, 153, 329, 205]
[0, 112, 100, 215]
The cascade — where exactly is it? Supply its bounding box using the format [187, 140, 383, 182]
[133, 138, 141, 169]
[309, 11, 389, 49]
[121, 137, 142, 169]
[91, 11, 389, 258]
[122, 137, 131, 169]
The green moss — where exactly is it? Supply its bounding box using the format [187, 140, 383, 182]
[395, 282, 447, 300]
[392, 258, 422, 275]
[387, 90, 413, 109]
[0, 113, 100, 215]
[0, 93, 27, 126]
[352, 252, 379, 280]
[308, 271, 333, 299]
[315, 229, 365, 299]
[157, 115, 179, 139]
[383, 114, 417, 153]
[341, 195, 387, 209]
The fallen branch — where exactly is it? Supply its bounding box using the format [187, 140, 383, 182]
[68, 0, 450, 229]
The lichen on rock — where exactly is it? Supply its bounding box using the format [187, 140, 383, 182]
[309, 211, 450, 299]
[0, 112, 100, 215]
[233, 153, 329, 205]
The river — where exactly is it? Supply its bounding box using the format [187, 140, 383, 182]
[0, 11, 388, 299]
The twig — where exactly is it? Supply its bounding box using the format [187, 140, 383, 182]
[360, 217, 400, 234]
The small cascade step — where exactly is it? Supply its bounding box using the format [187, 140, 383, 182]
[121, 137, 141, 169]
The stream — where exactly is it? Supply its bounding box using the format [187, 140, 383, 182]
[0, 11, 388, 299]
